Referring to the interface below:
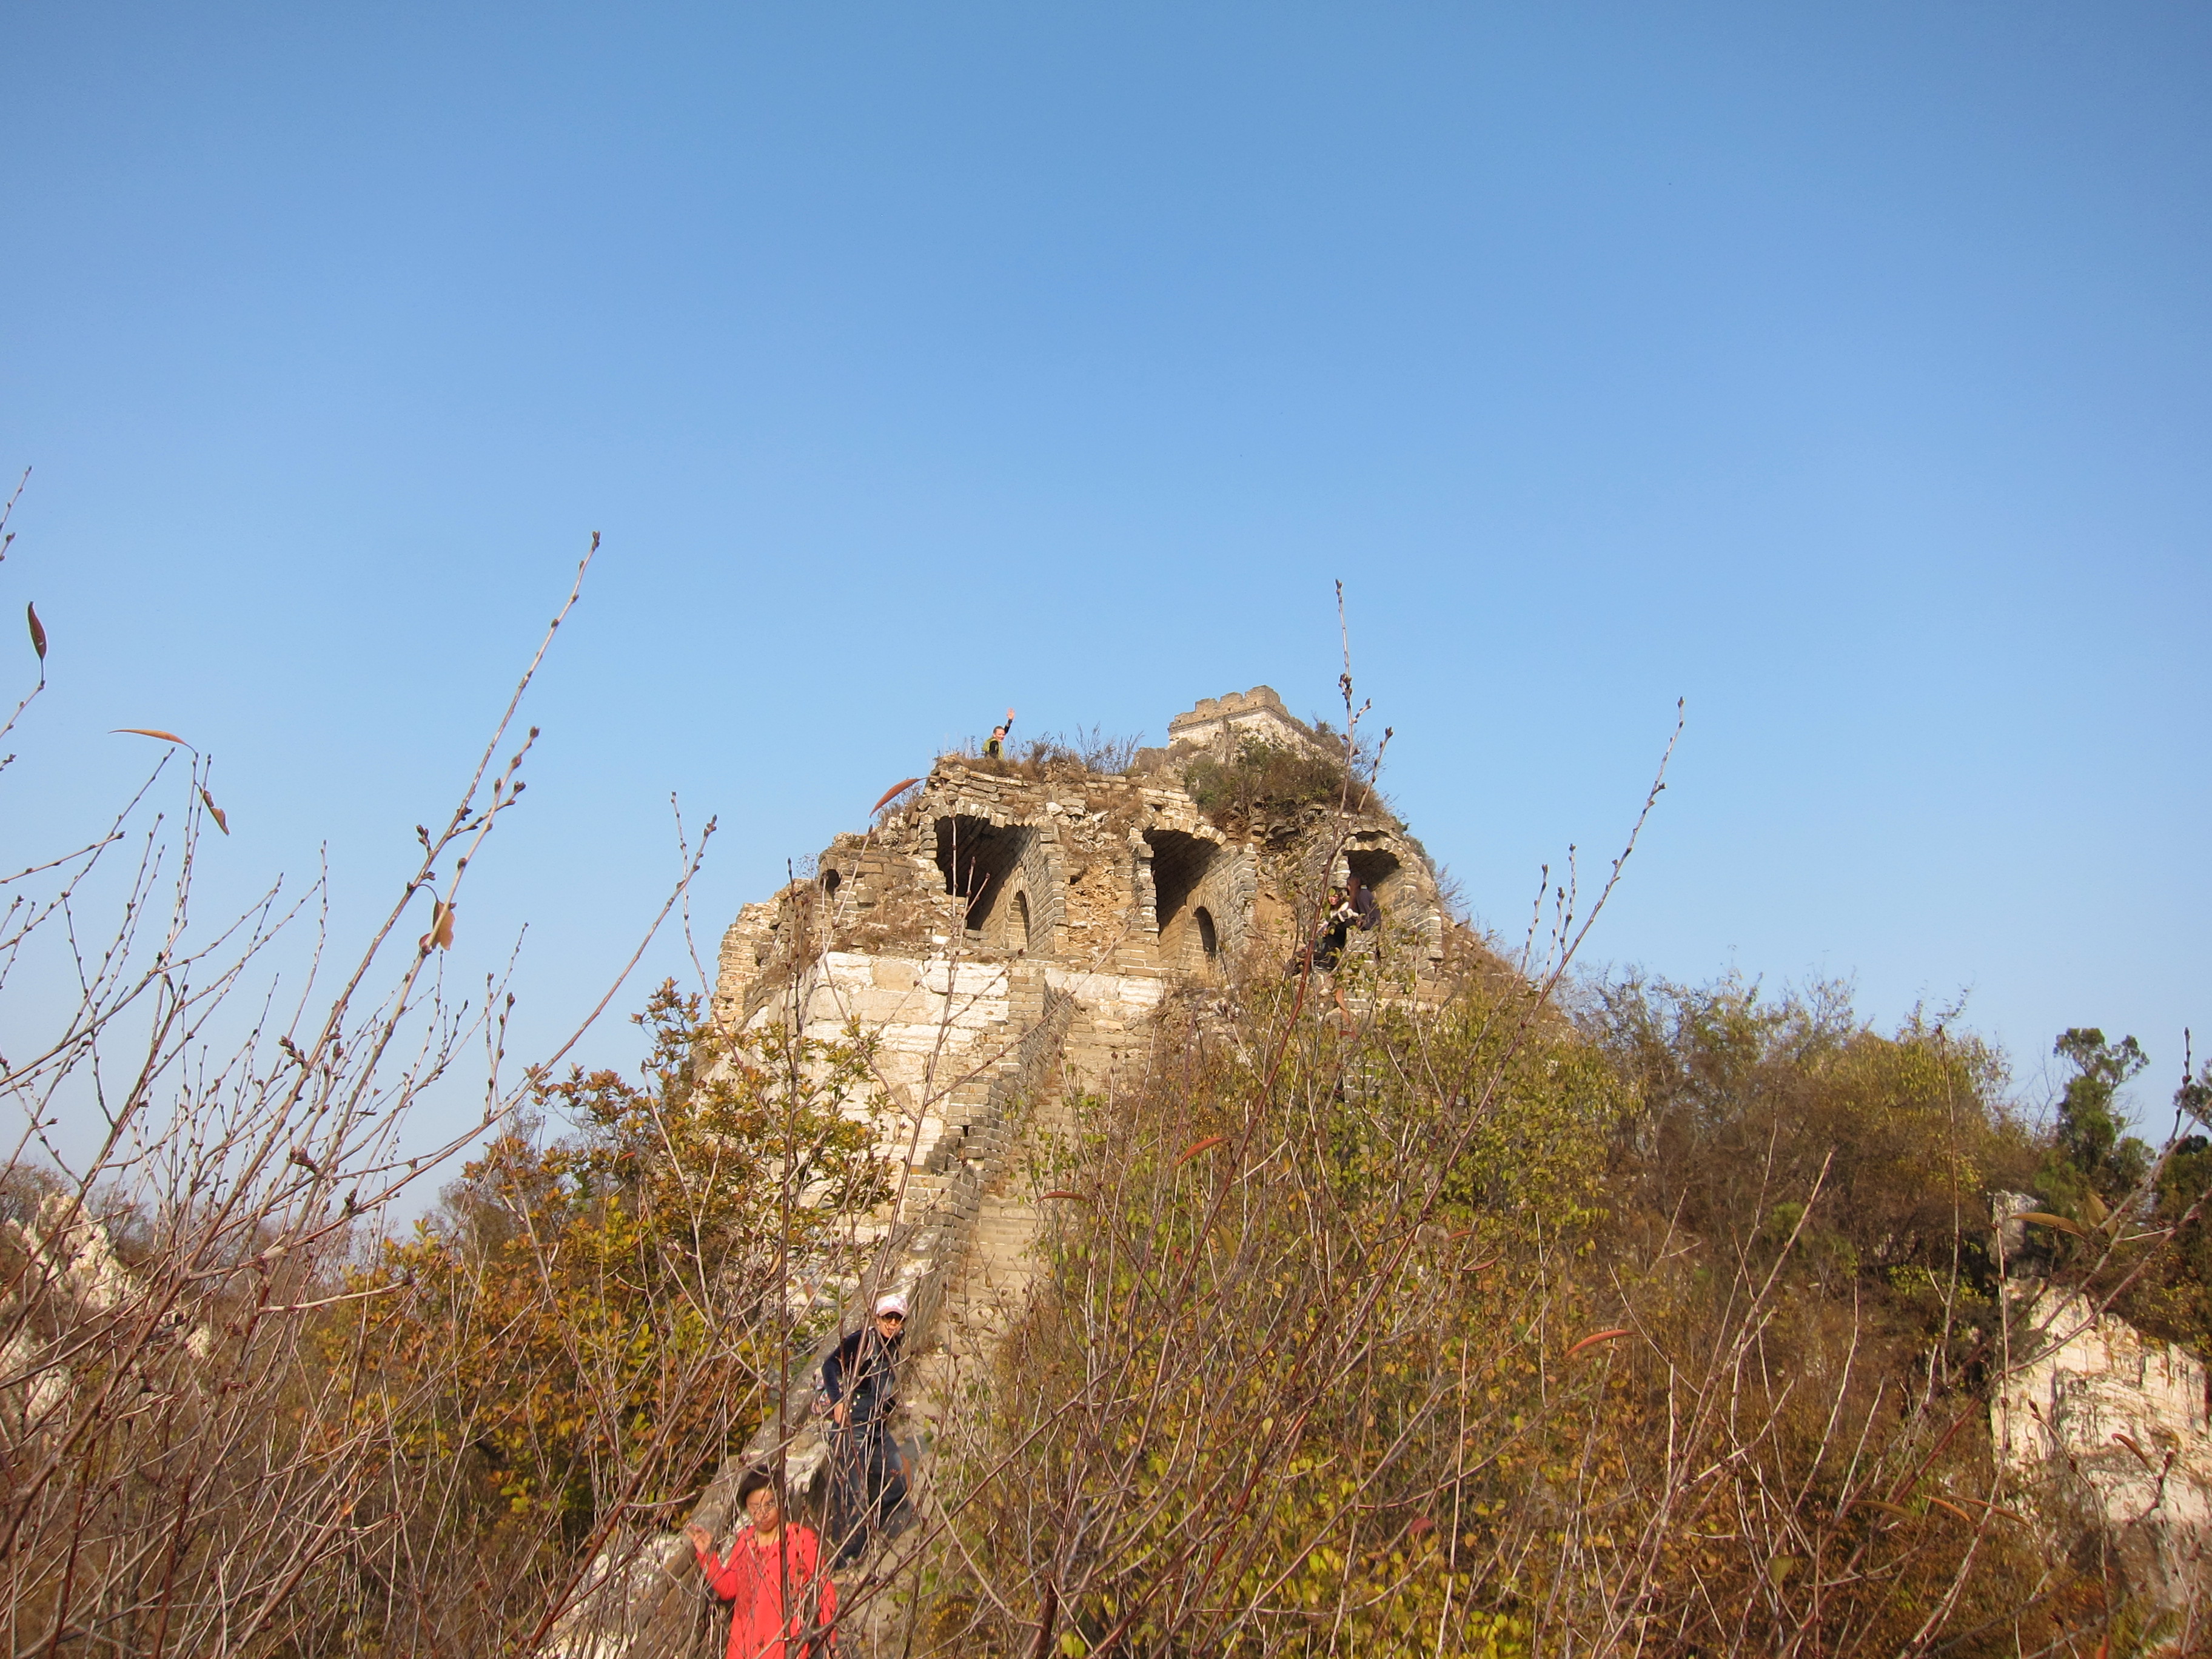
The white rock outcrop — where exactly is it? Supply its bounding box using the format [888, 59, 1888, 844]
[1995, 1290, 2212, 1617]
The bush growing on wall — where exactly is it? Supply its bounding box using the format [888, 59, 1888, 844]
[906, 963, 2114, 1657]
[1182, 734, 1369, 829]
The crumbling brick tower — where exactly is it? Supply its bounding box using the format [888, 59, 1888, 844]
[713, 685, 1445, 1167]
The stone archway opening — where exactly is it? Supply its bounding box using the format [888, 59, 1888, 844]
[1194, 905, 1219, 964]
[1347, 848, 1402, 907]
[1015, 890, 1033, 952]
[935, 816, 1027, 937]
[1145, 828, 1218, 970]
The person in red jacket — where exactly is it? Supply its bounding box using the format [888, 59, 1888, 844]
[686, 1470, 837, 1659]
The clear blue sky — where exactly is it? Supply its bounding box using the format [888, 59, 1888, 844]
[4, 4, 2207, 1133]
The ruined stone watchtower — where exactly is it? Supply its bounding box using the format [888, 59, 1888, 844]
[708, 683, 1446, 1318]
[714, 686, 1445, 1128]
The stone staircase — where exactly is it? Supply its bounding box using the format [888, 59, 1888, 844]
[836, 999, 1096, 1655]
[907, 971, 1155, 1395]
[915, 1085, 1074, 1387]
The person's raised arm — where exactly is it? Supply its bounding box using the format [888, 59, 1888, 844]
[686, 1525, 740, 1599]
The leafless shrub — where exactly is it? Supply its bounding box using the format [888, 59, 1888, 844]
[6, 503, 2198, 1659]
[1019, 727, 1145, 777]
[0, 518, 910, 1657]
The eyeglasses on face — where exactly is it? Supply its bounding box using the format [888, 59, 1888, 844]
[877, 1311, 905, 1322]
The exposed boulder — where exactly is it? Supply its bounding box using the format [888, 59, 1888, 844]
[1996, 1288, 2212, 1623]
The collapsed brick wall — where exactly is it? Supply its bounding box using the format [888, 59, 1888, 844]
[724, 762, 1443, 997]
[709, 692, 1454, 1414]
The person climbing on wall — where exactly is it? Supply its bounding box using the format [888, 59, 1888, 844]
[1346, 874, 1382, 940]
[686, 1469, 837, 1659]
[1310, 885, 1357, 973]
[821, 1291, 911, 1569]
[984, 708, 1016, 760]
[1330, 875, 1386, 1017]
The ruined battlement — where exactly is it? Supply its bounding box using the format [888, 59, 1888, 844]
[1161, 684, 1318, 757]
[710, 688, 1447, 1180]
[716, 692, 1442, 1037]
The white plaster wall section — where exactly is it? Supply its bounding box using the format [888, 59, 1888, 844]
[1042, 966, 1165, 1041]
[748, 950, 1015, 1170]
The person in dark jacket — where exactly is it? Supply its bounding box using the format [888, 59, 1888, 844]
[821, 1292, 909, 1567]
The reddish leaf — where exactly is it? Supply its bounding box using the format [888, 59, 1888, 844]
[1039, 1190, 1089, 1202]
[1564, 1327, 1630, 1360]
[1947, 1495, 2031, 1525]
[871, 776, 923, 816]
[2019, 1211, 2088, 1238]
[25, 602, 44, 661]
[199, 787, 230, 835]
[418, 900, 456, 953]
[113, 727, 190, 746]
[1849, 1498, 1912, 1520]
[1175, 1134, 1228, 1168]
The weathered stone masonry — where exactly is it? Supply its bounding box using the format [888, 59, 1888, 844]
[713, 687, 1446, 1193]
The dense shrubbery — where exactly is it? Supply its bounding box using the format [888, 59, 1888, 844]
[911, 959, 2211, 1657]
[307, 988, 888, 1644]
[1590, 975, 2038, 1299]
[1182, 732, 1371, 828]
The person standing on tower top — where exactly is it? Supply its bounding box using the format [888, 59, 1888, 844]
[984, 708, 1016, 760]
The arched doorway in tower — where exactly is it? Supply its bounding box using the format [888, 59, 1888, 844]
[1144, 828, 1218, 971]
[934, 815, 1028, 940]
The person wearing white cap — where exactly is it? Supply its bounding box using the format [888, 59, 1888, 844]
[820, 1290, 910, 1567]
